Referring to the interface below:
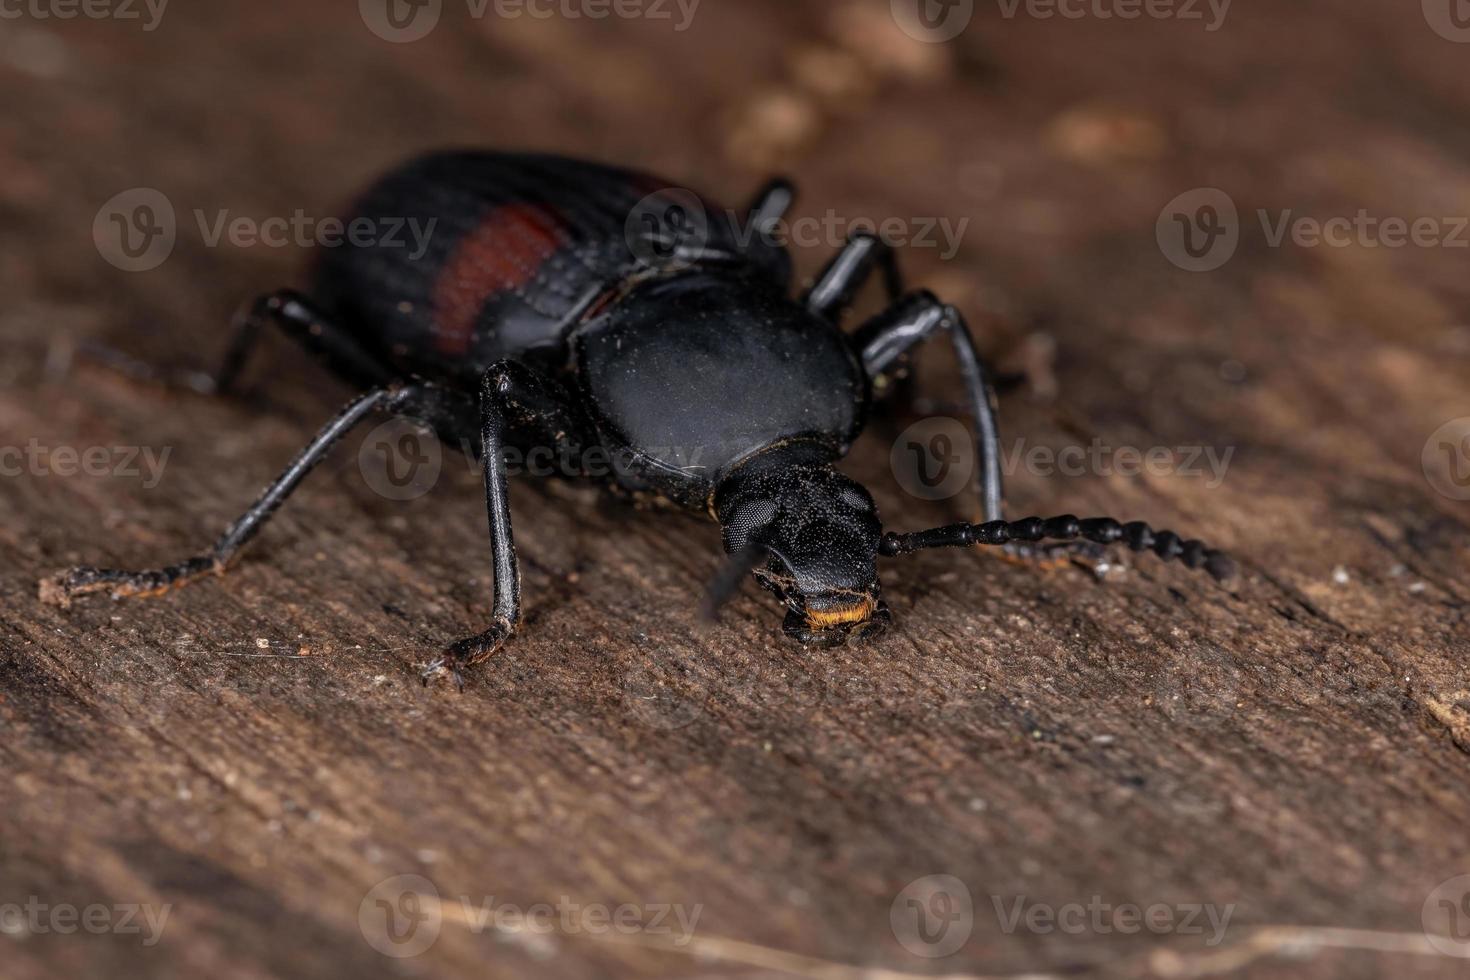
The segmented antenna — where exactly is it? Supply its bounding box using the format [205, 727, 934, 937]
[878, 514, 1236, 582]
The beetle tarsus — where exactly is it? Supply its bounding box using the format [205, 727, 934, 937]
[424, 619, 515, 689]
[40, 558, 224, 608]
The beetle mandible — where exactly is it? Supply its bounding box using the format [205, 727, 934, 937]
[42, 151, 1236, 687]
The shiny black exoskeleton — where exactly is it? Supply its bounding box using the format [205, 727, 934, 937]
[45, 150, 1236, 686]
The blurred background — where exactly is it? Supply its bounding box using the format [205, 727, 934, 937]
[4, 2, 1470, 978]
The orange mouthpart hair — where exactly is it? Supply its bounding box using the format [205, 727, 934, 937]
[804, 595, 877, 629]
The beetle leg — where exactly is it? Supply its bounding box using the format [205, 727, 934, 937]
[74, 289, 390, 396]
[212, 288, 393, 394]
[40, 386, 402, 607]
[422, 360, 592, 688]
[744, 177, 796, 243]
[737, 177, 798, 289]
[853, 291, 1004, 524]
[803, 230, 905, 322]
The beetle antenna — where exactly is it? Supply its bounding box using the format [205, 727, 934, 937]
[700, 545, 768, 621]
[878, 514, 1237, 582]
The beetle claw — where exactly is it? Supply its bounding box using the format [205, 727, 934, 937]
[420, 656, 465, 691]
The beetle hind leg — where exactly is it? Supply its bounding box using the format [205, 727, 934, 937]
[40, 387, 398, 609]
[75, 288, 390, 396]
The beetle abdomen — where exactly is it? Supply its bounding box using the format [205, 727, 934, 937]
[313, 151, 759, 383]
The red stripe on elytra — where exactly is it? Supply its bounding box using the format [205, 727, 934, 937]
[432, 203, 566, 355]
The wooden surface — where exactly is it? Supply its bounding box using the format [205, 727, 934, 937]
[3, 2, 1470, 978]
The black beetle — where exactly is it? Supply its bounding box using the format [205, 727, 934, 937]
[43, 150, 1235, 687]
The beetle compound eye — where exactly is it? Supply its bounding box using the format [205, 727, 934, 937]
[724, 497, 779, 551]
[839, 488, 871, 511]
[729, 498, 778, 534]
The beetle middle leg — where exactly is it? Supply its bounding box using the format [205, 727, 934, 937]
[421, 359, 595, 689]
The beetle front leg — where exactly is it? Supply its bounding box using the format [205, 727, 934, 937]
[422, 360, 590, 689]
[854, 291, 1004, 523]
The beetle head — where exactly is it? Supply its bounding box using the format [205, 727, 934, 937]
[712, 449, 889, 647]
